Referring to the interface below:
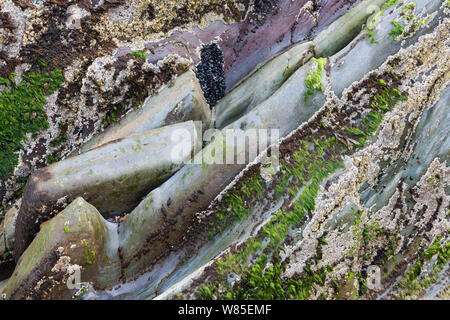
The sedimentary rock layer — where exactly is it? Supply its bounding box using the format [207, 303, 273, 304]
[14, 121, 201, 261]
[0, 0, 362, 208]
[0, 0, 448, 301]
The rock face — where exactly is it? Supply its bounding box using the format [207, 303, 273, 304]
[0, 0, 449, 301]
[0, 200, 19, 280]
[14, 121, 201, 261]
[77, 70, 211, 154]
[0, 0, 363, 208]
[117, 0, 404, 279]
[0, 200, 19, 257]
[215, 41, 314, 128]
[2, 198, 110, 300]
[146, 1, 449, 300]
[116, 54, 328, 279]
[215, 0, 390, 129]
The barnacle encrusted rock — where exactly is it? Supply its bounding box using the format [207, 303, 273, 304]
[78, 70, 211, 154]
[129, 2, 448, 300]
[14, 121, 201, 260]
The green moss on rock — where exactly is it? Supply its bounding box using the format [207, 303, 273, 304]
[0, 68, 64, 177]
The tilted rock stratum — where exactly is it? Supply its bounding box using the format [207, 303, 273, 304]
[0, 0, 449, 300]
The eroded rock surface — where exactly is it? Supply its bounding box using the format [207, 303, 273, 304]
[0, 0, 448, 301]
[2, 197, 110, 300]
[0, 0, 363, 209]
[77, 70, 211, 154]
[14, 121, 201, 260]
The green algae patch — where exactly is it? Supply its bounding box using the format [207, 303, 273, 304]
[195, 135, 345, 299]
[392, 234, 449, 299]
[366, 11, 383, 44]
[304, 57, 327, 102]
[198, 254, 333, 300]
[365, 0, 403, 44]
[388, 20, 405, 40]
[0, 68, 64, 177]
[346, 86, 408, 148]
[382, 0, 401, 9]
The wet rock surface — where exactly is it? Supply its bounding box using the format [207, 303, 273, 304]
[13, 120, 201, 260]
[77, 70, 211, 154]
[2, 197, 109, 300]
[0, 0, 362, 207]
[0, 200, 19, 281]
[0, 0, 448, 301]
[195, 43, 226, 108]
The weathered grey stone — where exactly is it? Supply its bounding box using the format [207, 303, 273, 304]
[330, 0, 443, 96]
[0, 278, 5, 292]
[4, 0, 446, 300]
[215, 41, 314, 128]
[150, 13, 450, 300]
[77, 70, 211, 154]
[228, 0, 443, 135]
[14, 121, 201, 261]
[2, 198, 109, 300]
[0, 200, 20, 281]
[118, 159, 246, 279]
[224, 58, 328, 136]
[0, 0, 362, 209]
[0, 199, 20, 259]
